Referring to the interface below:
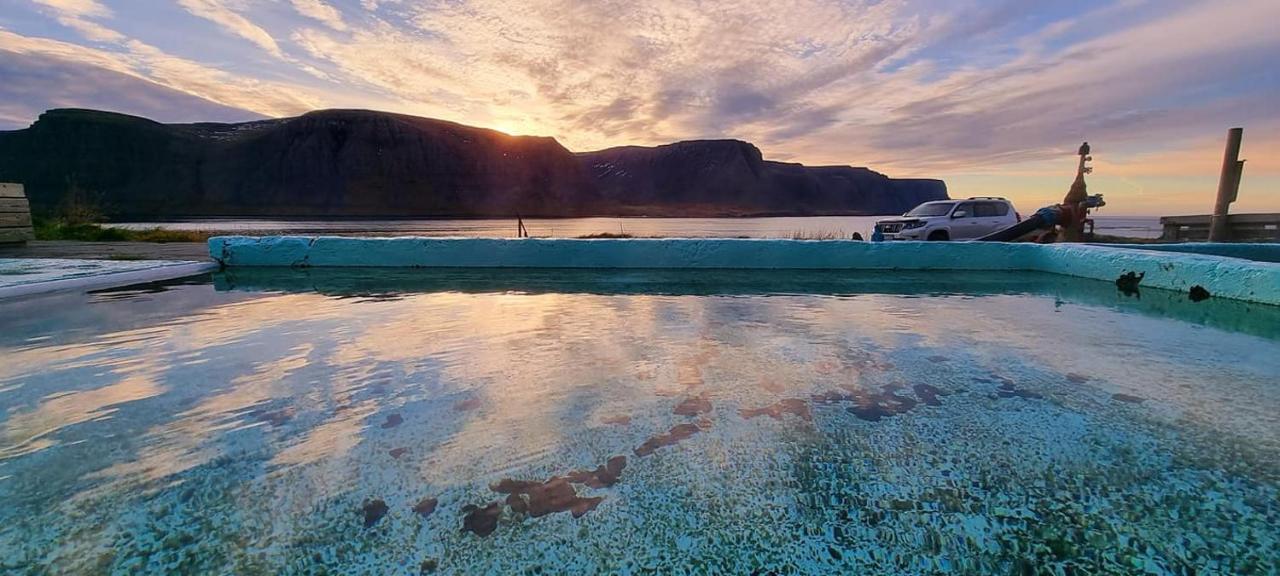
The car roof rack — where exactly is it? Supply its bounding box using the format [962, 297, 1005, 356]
[966, 196, 1008, 200]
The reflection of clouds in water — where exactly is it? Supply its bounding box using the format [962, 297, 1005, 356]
[0, 367, 165, 460]
[100, 344, 318, 484]
[1, 281, 1278, 573]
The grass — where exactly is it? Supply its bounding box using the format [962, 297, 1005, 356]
[34, 218, 211, 243]
[788, 230, 848, 240]
[576, 232, 635, 239]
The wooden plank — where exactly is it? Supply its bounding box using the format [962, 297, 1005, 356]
[0, 228, 34, 243]
[0, 198, 30, 213]
[1161, 213, 1280, 225]
[0, 183, 25, 199]
[0, 213, 32, 227]
[1160, 214, 1212, 225]
[1227, 213, 1280, 224]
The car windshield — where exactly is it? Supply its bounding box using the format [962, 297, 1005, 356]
[905, 202, 955, 217]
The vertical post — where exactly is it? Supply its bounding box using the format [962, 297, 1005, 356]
[1209, 128, 1244, 242]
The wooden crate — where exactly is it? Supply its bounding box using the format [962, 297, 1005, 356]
[0, 183, 34, 244]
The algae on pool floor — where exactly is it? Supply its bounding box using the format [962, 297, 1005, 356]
[1, 271, 1277, 574]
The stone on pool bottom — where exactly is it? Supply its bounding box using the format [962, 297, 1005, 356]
[0, 273, 1278, 574]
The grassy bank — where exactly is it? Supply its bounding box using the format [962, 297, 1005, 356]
[34, 218, 211, 243]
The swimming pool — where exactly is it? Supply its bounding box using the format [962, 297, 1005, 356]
[2, 269, 1277, 574]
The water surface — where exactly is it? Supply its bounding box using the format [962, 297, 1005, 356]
[1, 270, 1275, 574]
[109, 215, 1164, 239]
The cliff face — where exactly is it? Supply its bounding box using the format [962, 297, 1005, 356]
[578, 140, 948, 216]
[0, 109, 947, 218]
[0, 109, 598, 217]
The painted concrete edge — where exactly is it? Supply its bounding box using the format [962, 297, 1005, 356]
[209, 236, 1039, 270]
[0, 261, 218, 301]
[1033, 244, 1280, 305]
[1092, 242, 1280, 263]
[208, 236, 1280, 306]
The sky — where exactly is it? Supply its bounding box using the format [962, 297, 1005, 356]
[0, 0, 1277, 215]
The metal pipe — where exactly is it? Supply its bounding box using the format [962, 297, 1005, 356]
[1209, 128, 1244, 242]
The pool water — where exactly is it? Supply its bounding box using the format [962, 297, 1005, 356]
[1, 270, 1278, 574]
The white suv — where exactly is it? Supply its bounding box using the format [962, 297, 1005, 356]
[877, 198, 1020, 241]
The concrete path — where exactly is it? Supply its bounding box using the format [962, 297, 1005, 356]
[0, 241, 209, 261]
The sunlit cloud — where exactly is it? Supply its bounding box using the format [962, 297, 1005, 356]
[176, 0, 284, 58]
[1, 0, 1277, 213]
[290, 0, 348, 32]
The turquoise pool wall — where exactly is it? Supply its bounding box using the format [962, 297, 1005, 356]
[1095, 242, 1280, 263]
[208, 237, 1280, 306]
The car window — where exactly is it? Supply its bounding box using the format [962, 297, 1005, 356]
[905, 202, 955, 217]
[953, 203, 975, 217]
[973, 202, 1010, 217]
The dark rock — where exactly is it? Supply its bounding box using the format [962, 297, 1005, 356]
[814, 387, 931, 421]
[565, 456, 628, 488]
[493, 477, 603, 519]
[420, 559, 438, 573]
[484, 456, 624, 527]
[380, 413, 403, 429]
[848, 392, 917, 422]
[461, 503, 501, 537]
[412, 497, 438, 517]
[1065, 373, 1089, 384]
[912, 384, 948, 407]
[673, 395, 712, 416]
[634, 423, 702, 457]
[1189, 285, 1211, 302]
[389, 447, 408, 459]
[1115, 271, 1144, 297]
[362, 499, 388, 528]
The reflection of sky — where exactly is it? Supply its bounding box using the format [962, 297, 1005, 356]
[0, 277, 1277, 571]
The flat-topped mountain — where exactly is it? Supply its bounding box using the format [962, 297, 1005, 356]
[580, 140, 947, 216]
[0, 108, 947, 218]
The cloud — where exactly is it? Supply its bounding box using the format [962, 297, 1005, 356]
[29, 0, 124, 42]
[290, 0, 349, 31]
[0, 30, 323, 118]
[176, 0, 284, 58]
[0, 48, 262, 128]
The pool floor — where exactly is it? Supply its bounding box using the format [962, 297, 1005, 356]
[1, 270, 1277, 574]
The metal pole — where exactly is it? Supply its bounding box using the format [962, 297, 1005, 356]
[1209, 128, 1243, 242]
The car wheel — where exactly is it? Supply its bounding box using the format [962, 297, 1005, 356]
[927, 230, 949, 241]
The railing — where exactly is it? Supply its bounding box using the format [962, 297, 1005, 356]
[0, 183, 34, 244]
[1160, 213, 1280, 242]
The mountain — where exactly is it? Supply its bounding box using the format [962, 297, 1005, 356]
[0, 108, 947, 219]
[579, 140, 947, 216]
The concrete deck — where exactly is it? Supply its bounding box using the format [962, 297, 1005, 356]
[0, 258, 218, 300]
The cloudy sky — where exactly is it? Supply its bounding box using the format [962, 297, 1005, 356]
[1, 0, 1276, 214]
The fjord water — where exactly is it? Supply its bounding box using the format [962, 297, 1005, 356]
[1, 270, 1276, 574]
[109, 215, 1165, 239]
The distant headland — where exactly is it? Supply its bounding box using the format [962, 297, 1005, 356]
[0, 108, 947, 219]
